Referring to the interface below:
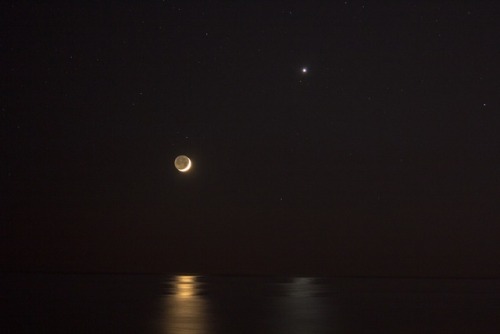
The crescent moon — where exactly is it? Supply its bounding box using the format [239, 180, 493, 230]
[178, 158, 192, 172]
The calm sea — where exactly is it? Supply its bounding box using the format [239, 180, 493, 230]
[2, 273, 500, 333]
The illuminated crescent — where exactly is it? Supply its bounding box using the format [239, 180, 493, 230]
[178, 158, 192, 172]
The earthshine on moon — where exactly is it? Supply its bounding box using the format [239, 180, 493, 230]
[174, 155, 192, 172]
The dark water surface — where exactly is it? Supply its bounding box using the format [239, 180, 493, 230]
[2, 273, 500, 333]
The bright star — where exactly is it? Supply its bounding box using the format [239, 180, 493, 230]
[302, 68, 307, 73]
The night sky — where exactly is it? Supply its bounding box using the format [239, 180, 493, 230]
[3, 2, 500, 277]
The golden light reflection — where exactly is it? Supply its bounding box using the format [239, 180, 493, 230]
[177, 275, 195, 283]
[164, 275, 211, 334]
[175, 275, 197, 298]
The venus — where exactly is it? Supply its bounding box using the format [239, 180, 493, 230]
[174, 155, 192, 172]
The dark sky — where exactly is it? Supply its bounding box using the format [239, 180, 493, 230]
[3, 1, 500, 277]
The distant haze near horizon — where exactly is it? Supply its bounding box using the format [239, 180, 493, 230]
[3, 2, 500, 277]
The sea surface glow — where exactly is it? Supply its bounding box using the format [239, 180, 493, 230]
[2, 273, 500, 333]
